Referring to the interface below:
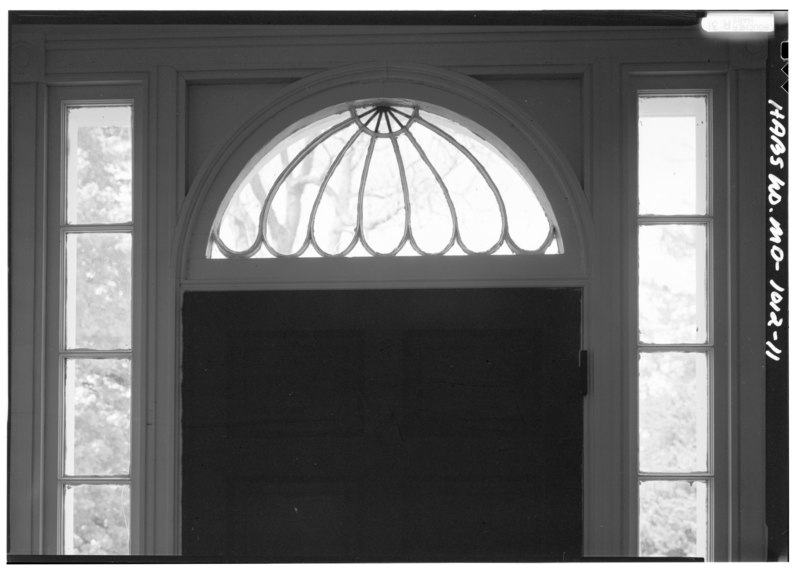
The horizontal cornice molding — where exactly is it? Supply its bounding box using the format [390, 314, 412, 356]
[37, 24, 721, 49]
[31, 29, 739, 77]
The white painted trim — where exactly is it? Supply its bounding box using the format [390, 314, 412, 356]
[728, 67, 768, 562]
[8, 81, 48, 555]
[147, 65, 182, 556]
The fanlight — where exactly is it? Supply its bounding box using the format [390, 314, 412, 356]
[208, 101, 560, 258]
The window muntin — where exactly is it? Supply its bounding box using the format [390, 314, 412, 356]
[60, 104, 133, 555]
[208, 101, 559, 259]
[636, 94, 711, 559]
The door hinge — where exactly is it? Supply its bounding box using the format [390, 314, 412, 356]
[579, 349, 588, 396]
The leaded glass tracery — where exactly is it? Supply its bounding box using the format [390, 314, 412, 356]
[208, 101, 559, 258]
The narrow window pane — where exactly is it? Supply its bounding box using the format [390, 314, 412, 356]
[638, 224, 707, 344]
[361, 137, 406, 254]
[638, 96, 707, 215]
[66, 106, 132, 225]
[65, 233, 132, 350]
[639, 352, 708, 472]
[64, 359, 131, 476]
[639, 480, 708, 559]
[312, 132, 370, 255]
[64, 484, 130, 555]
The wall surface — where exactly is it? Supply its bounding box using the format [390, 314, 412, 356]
[8, 14, 772, 561]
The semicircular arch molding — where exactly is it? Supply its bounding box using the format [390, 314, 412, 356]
[177, 62, 592, 288]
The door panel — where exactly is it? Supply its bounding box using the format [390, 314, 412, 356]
[182, 288, 583, 562]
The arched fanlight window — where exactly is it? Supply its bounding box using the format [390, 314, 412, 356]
[208, 100, 560, 258]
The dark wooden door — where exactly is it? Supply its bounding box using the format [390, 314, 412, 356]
[182, 288, 583, 562]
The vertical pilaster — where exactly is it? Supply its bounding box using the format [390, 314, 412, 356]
[583, 58, 627, 557]
[730, 65, 768, 561]
[144, 65, 183, 555]
[9, 30, 48, 556]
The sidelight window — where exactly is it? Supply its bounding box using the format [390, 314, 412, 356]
[636, 94, 712, 559]
[59, 105, 134, 555]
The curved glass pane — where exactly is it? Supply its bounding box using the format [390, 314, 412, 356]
[361, 137, 407, 254]
[209, 101, 559, 258]
[213, 111, 351, 256]
[216, 180, 264, 253]
[311, 131, 370, 255]
[397, 133, 455, 254]
[418, 110, 551, 252]
[409, 120, 503, 253]
[265, 122, 360, 256]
